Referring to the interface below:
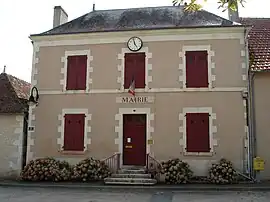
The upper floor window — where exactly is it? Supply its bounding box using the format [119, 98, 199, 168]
[185, 51, 208, 88]
[66, 55, 87, 90]
[186, 112, 210, 153]
[124, 53, 145, 89]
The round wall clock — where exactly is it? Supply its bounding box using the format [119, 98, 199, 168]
[127, 36, 143, 52]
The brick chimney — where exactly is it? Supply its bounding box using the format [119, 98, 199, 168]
[53, 6, 68, 28]
[228, 1, 239, 22]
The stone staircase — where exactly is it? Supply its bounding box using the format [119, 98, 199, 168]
[104, 167, 157, 185]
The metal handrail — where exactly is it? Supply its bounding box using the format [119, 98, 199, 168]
[102, 153, 120, 173]
[146, 154, 162, 180]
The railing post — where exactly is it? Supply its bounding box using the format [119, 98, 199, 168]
[146, 153, 149, 170]
[117, 153, 120, 172]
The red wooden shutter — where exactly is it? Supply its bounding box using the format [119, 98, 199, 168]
[186, 51, 208, 88]
[186, 113, 210, 152]
[63, 114, 85, 151]
[76, 55, 87, 90]
[124, 53, 145, 89]
[66, 56, 77, 90]
[134, 53, 145, 88]
[124, 54, 134, 89]
[66, 55, 87, 90]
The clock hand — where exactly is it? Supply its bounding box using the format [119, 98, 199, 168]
[133, 39, 138, 48]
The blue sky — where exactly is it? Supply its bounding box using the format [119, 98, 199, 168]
[0, 0, 268, 82]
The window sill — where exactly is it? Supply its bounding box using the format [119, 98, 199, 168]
[122, 88, 149, 93]
[183, 151, 214, 157]
[182, 88, 212, 92]
[59, 150, 86, 155]
[63, 90, 88, 94]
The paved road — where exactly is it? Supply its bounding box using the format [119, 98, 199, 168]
[0, 187, 270, 201]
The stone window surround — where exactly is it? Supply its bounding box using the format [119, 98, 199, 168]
[115, 108, 154, 166]
[57, 108, 92, 153]
[117, 47, 153, 92]
[60, 50, 93, 93]
[179, 107, 218, 156]
[178, 45, 216, 90]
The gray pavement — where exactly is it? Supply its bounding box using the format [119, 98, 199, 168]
[0, 187, 270, 202]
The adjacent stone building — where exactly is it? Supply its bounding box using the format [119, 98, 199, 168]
[0, 72, 30, 178]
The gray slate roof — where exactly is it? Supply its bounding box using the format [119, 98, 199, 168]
[32, 6, 242, 36]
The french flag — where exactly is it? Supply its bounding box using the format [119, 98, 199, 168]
[128, 76, 135, 96]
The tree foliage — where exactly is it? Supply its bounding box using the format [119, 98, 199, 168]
[172, 0, 246, 11]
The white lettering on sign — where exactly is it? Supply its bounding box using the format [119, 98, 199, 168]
[116, 96, 154, 104]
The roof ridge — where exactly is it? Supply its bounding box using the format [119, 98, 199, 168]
[94, 5, 180, 12]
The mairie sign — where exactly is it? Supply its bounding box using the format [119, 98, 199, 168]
[116, 96, 154, 104]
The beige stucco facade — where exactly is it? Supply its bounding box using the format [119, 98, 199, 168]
[0, 114, 24, 178]
[29, 27, 249, 176]
[253, 72, 270, 179]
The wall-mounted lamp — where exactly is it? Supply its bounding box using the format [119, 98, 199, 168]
[28, 86, 39, 107]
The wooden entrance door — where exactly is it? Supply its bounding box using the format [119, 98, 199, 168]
[123, 114, 146, 166]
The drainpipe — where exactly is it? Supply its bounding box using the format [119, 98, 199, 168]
[21, 108, 29, 170]
[248, 70, 256, 179]
[245, 26, 256, 180]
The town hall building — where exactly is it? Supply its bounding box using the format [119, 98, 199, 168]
[27, 5, 249, 177]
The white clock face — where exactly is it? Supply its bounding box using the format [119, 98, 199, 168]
[127, 37, 143, 52]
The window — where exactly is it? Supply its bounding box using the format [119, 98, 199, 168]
[186, 51, 208, 88]
[186, 113, 210, 152]
[124, 53, 145, 89]
[66, 55, 87, 90]
[63, 114, 85, 151]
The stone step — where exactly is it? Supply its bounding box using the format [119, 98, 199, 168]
[118, 169, 146, 174]
[104, 177, 157, 185]
[104, 181, 156, 185]
[111, 173, 151, 178]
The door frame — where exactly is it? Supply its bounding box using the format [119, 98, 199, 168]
[115, 108, 153, 167]
[122, 114, 147, 166]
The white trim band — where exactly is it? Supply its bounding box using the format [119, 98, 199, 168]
[38, 87, 247, 95]
[31, 28, 245, 47]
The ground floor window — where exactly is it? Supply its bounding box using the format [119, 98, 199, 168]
[186, 113, 210, 153]
[63, 114, 85, 151]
